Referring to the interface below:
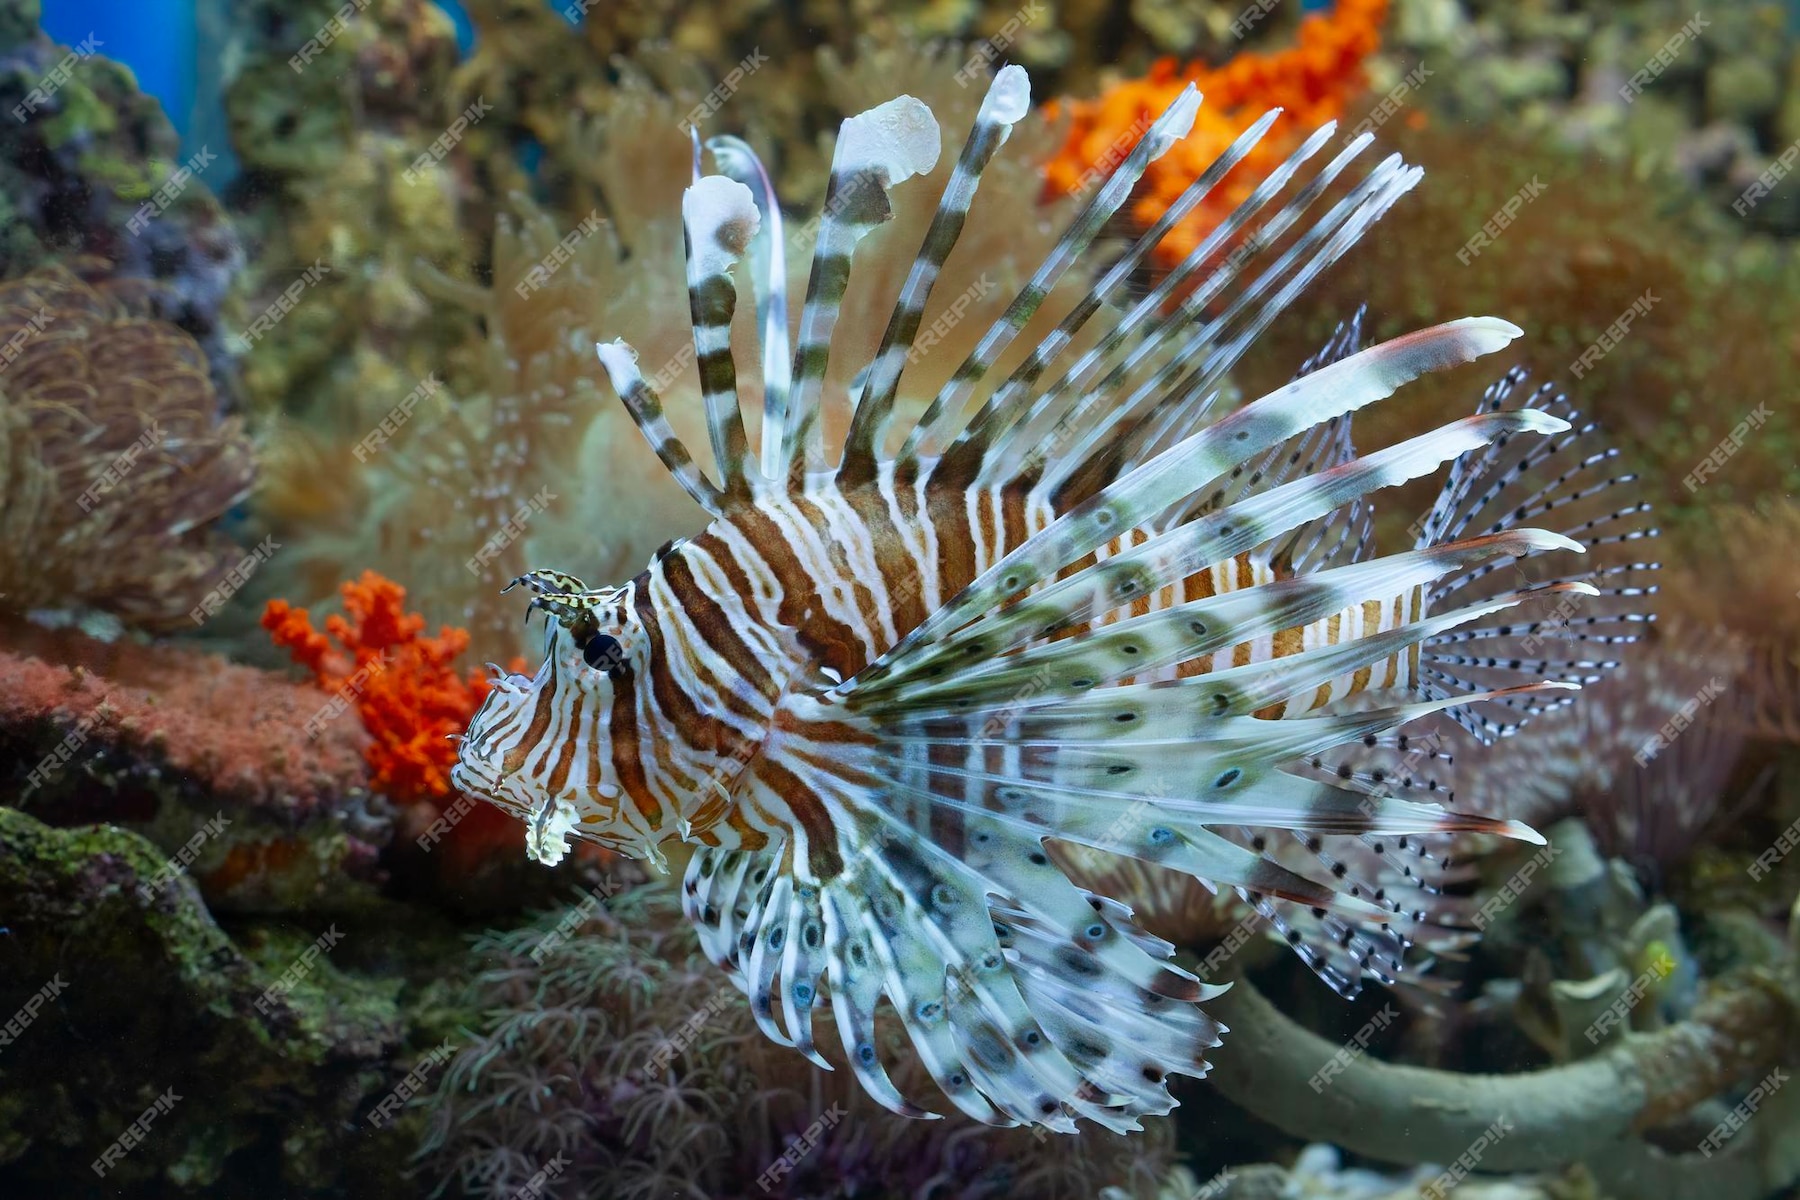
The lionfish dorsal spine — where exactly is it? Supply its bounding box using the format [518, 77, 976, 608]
[682, 174, 759, 498]
[984, 118, 1346, 497]
[899, 85, 1202, 469]
[777, 95, 943, 487]
[1012, 122, 1385, 505]
[960, 107, 1284, 489]
[839, 65, 1034, 488]
[594, 339, 725, 515]
[704, 132, 793, 477]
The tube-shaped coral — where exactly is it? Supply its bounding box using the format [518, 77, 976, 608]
[1204, 966, 1799, 1200]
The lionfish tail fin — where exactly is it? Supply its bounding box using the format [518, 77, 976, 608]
[1413, 366, 1661, 741]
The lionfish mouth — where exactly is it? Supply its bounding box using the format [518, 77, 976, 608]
[447, 753, 536, 821]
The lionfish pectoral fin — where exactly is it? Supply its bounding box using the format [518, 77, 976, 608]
[815, 465, 1575, 1008]
[679, 685, 1215, 1132]
[1249, 310, 1377, 572]
[693, 674, 1557, 1125]
[841, 317, 1528, 701]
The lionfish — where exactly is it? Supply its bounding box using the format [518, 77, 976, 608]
[452, 67, 1657, 1133]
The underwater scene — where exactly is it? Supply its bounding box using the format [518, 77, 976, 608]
[2, 0, 1799, 1196]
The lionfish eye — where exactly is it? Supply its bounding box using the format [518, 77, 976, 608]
[581, 632, 624, 672]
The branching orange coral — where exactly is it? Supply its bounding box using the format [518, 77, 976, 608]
[262, 569, 508, 805]
[1042, 0, 1391, 267]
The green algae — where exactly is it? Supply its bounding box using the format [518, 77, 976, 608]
[0, 805, 480, 1194]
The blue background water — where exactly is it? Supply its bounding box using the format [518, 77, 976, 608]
[40, 0, 197, 132]
[39, 0, 479, 174]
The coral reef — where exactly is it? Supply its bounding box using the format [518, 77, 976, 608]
[422, 880, 1177, 1200]
[0, 0, 245, 401]
[1042, 0, 1392, 267]
[1377, 0, 1800, 235]
[1275, 1143, 1574, 1199]
[443, 0, 1363, 203]
[249, 169, 658, 659]
[220, 0, 472, 485]
[0, 263, 255, 633]
[264, 571, 497, 807]
[0, 610, 383, 912]
[0, 3, 1787, 1197]
[0, 805, 426, 1194]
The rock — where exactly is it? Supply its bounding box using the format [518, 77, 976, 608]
[0, 615, 388, 914]
[0, 806, 422, 1193]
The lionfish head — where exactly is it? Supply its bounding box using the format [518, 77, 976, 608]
[451, 571, 662, 865]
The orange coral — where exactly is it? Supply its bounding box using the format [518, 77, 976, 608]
[1042, 0, 1390, 268]
[262, 569, 508, 805]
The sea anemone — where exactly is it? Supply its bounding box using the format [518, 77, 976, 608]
[1452, 621, 1755, 888]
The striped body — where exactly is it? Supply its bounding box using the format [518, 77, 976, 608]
[459, 464, 1425, 862]
[453, 67, 1655, 1132]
